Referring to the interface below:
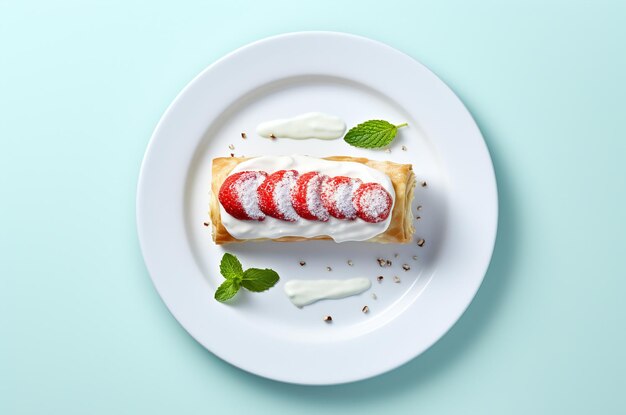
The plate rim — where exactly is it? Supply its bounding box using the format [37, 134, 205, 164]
[137, 31, 498, 385]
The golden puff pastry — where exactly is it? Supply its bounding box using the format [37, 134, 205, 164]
[210, 156, 415, 244]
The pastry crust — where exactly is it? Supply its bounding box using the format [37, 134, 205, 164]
[210, 156, 415, 244]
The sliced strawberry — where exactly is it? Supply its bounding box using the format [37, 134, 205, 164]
[354, 182, 393, 223]
[320, 176, 362, 220]
[257, 170, 299, 221]
[218, 170, 267, 220]
[291, 171, 330, 221]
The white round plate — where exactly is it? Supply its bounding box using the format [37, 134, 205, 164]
[137, 32, 497, 385]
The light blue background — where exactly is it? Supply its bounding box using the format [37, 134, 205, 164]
[2, 1, 625, 413]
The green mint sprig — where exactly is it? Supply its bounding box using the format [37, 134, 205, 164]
[343, 120, 408, 149]
[214, 253, 280, 302]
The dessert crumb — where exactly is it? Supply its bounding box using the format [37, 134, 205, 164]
[393, 276, 401, 283]
[299, 261, 306, 266]
[347, 260, 353, 266]
[362, 305, 369, 314]
[402, 264, 410, 271]
[415, 215, 421, 221]
[228, 144, 235, 150]
[241, 132, 247, 139]
[417, 205, 423, 211]
[202, 222, 209, 227]
[270, 133, 276, 139]
[326, 266, 332, 271]
[230, 153, 235, 157]
[394, 253, 399, 258]
[323, 315, 333, 323]
[377, 275, 384, 283]
[412, 255, 418, 261]
[417, 239, 425, 247]
[421, 181, 428, 187]
[401, 145, 407, 151]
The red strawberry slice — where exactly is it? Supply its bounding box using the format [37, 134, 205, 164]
[218, 170, 267, 220]
[353, 183, 393, 223]
[320, 176, 362, 220]
[291, 171, 330, 221]
[257, 170, 299, 221]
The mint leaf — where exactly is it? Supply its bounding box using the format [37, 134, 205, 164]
[214, 279, 240, 302]
[214, 253, 280, 302]
[220, 253, 243, 279]
[343, 120, 407, 149]
[241, 268, 280, 292]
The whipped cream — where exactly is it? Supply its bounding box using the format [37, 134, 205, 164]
[284, 278, 372, 307]
[257, 112, 346, 140]
[220, 155, 395, 242]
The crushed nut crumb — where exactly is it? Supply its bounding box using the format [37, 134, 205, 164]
[270, 133, 276, 139]
[377, 275, 384, 282]
[326, 266, 332, 271]
[393, 276, 401, 283]
[362, 305, 369, 313]
[299, 261, 306, 266]
[377, 258, 387, 267]
[412, 255, 418, 260]
[241, 132, 247, 139]
[347, 260, 353, 266]
[401, 145, 407, 151]
[228, 144, 235, 150]
[230, 153, 234, 157]
[323, 315, 333, 323]
[402, 264, 410, 271]
[415, 215, 421, 220]
[386, 259, 392, 267]
[417, 239, 425, 247]
[421, 181, 427, 187]
[417, 205, 422, 211]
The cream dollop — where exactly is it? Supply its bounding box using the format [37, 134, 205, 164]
[219, 155, 395, 242]
[284, 278, 371, 307]
[257, 112, 346, 140]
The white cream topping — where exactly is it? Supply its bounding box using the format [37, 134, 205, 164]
[284, 278, 371, 307]
[220, 155, 395, 242]
[257, 112, 346, 140]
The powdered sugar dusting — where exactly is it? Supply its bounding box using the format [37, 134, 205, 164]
[305, 173, 329, 221]
[321, 177, 362, 220]
[356, 184, 392, 223]
[361, 190, 388, 217]
[273, 170, 299, 221]
[333, 179, 360, 219]
[234, 172, 266, 220]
